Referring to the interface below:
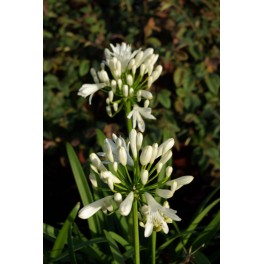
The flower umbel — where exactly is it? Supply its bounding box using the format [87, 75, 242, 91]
[78, 43, 162, 129]
[78, 129, 194, 238]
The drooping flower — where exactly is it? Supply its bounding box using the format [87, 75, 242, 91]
[127, 104, 156, 132]
[78, 83, 106, 104]
[78, 196, 114, 219]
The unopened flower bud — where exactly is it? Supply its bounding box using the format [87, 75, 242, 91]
[106, 106, 112, 117]
[160, 150, 172, 165]
[126, 74, 133, 86]
[111, 79, 117, 92]
[113, 102, 118, 112]
[135, 51, 144, 66]
[136, 132, 143, 151]
[90, 68, 97, 78]
[122, 84, 128, 97]
[129, 129, 137, 159]
[132, 65, 136, 75]
[140, 146, 153, 166]
[150, 143, 158, 164]
[100, 62, 105, 70]
[114, 193, 122, 203]
[118, 146, 127, 166]
[166, 166, 173, 178]
[140, 64, 146, 77]
[156, 162, 163, 173]
[129, 87, 134, 96]
[147, 76, 153, 88]
[113, 162, 118, 172]
[141, 169, 149, 185]
[108, 91, 114, 102]
[104, 139, 114, 162]
[144, 100, 150, 108]
[89, 172, 98, 187]
[117, 79, 122, 90]
[128, 58, 135, 69]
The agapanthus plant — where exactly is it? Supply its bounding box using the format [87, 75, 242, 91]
[75, 43, 194, 264]
[78, 43, 161, 132]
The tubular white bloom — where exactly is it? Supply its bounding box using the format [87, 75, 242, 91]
[166, 176, 194, 192]
[156, 162, 163, 173]
[129, 129, 138, 159]
[106, 106, 112, 117]
[126, 74, 133, 86]
[141, 169, 149, 185]
[122, 84, 128, 97]
[156, 138, 175, 158]
[136, 132, 143, 151]
[105, 43, 140, 72]
[119, 191, 134, 216]
[143, 192, 181, 237]
[118, 146, 127, 166]
[127, 104, 156, 132]
[156, 189, 174, 199]
[113, 102, 118, 112]
[113, 161, 118, 172]
[129, 87, 134, 96]
[78, 83, 106, 104]
[147, 76, 153, 88]
[166, 166, 173, 178]
[140, 146, 153, 166]
[78, 196, 113, 219]
[111, 79, 117, 92]
[98, 70, 110, 84]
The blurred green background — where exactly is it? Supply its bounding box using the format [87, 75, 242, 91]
[44, 0, 219, 262]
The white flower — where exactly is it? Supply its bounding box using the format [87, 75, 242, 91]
[119, 191, 134, 216]
[143, 192, 181, 237]
[78, 196, 113, 219]
[127, 104, 156, 132]
[78, 83, 106, 104]
[105, 43, 140, 73]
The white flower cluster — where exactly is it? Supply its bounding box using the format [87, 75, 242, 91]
[78, 43, 162, 132]
[78, 129, 193, 237]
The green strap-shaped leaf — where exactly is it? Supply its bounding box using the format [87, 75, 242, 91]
[66, 143, 99, 235]
[192, 210, 220, 248]
[104, 230, 125, 264]
[50, 202, 80, 259]
[96, 129, 106, 149]
[175, 198, 220, 253]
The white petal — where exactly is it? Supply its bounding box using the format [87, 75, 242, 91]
[140, 146, 153, 166]
[129, 129, 137, 159]
[144, 218, 154, 237]
[78, 83, 106, 98]
[89, 172, 98, 187]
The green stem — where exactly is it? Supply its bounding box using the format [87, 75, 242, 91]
[133, 199, 140, 264]
[125, 99, 133, 133]
[151, 231, 156, 264]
